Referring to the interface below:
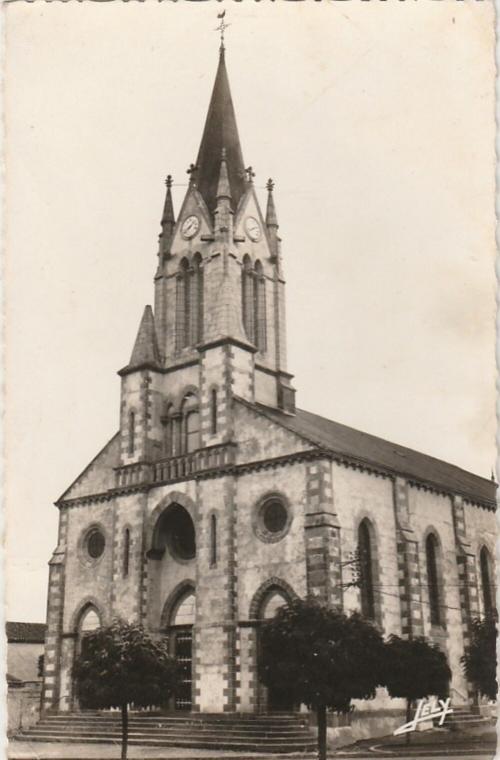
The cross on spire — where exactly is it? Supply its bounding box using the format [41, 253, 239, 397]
[215, 11, 230, 51]
[245, 166, 255, 183]
[165, 175, 173, 189]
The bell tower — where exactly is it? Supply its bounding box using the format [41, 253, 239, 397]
[120, 41, 295, 466]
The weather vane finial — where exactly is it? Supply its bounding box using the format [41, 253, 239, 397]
[215, 10, 230, 51]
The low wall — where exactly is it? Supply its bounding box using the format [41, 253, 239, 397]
[8, 682, 42, 735]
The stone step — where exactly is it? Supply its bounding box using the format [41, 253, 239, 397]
[41, 716, 306, 727]
[38, 718, 307, 732]
[18, 733, 316, 753]
[24, 726, 311, 741]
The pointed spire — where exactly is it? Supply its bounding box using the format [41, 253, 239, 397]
[265, 178, 279, 228]
[195, 49, 246, 213]
[159, 175, 175, 256]
[126, 306, 161, 372]
[216, 148, 232, 202]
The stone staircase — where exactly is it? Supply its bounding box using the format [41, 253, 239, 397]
[17, 711, 317, 753]
[441, 706, 494, 733]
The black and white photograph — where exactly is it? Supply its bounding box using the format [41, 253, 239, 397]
[4, 3, 497, 759]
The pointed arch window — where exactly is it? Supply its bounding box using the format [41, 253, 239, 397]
[480, 546, 495, 618]
[242, 257, 266, 351]
[426, 533, 442, 626]
[182, 392, 200, 454]
[242, 256, 255, 343]
[210, 514, 217, 567]
[123, 528, 131, 578]
[254, 260, 267, 352]
[128, 411, 136, 456]
[176, 259, 191, 351]
[191, 254, 204, 345]
[210, 389, 218, 435]
[358, 519, 376, 621]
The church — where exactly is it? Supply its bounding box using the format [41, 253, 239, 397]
[41, 40, 496, 722]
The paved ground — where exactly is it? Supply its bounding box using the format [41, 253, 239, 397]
[7, 738, 498, 760]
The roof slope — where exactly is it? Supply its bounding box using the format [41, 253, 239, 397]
[7, 622, 46, 643]
[195, 48, 246, 214]
[254, 402, 496, 507]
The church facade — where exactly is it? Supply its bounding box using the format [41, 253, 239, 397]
[42, 45, 496, 718]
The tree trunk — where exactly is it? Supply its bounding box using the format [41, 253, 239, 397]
[316, 704, 327, 760]
[121, 702, 128, 760]
[405, 699, 412, 745]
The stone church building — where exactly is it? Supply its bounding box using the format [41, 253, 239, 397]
[42, 43, 496, 718]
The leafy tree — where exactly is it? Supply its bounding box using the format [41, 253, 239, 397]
[72, 621, 180, 760]
[383, 635, 451, 744]
[259, 598, 385, 760]
[461, 615, 497, 701]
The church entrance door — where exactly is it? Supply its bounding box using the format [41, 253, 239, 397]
[172, 627, 192, 711]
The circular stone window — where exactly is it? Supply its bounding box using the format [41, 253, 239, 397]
[255, 496, 292, 543]
[86, 528, 105, 559]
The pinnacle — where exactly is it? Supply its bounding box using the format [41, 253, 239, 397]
[127, 306, 161, 371]
[266, 178, 279, 228]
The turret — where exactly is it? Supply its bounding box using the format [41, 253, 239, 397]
[158, 175, 175, 260]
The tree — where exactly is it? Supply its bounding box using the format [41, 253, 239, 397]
[461, 615, 497, 701]
[72, 621, 180, 760]
[383, 635, 451, 744]
[259, 598, 385, 760]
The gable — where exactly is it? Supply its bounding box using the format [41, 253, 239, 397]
[169, 188, 212, 256]
[233, 398, 317, 464]
[58, 433, 120, 503]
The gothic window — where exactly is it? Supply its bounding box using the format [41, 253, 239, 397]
[78, 606, 101, 656]
[182, 393, 200, 454]
[358, 519, 376, 621]
[176, 256, 203, 351]
[262, 590, 288, 620]
[242, 257, 267, 352]
[210, 389, 218, 435]
[210, 514, 217, 567]
[480, 545, 495, 617]
[254, 260, 267, 352]
[163, 404, 174, 457]
[242, 255, 254, 343]
[128, 411, 135, 456]
[191, 254, 204, 345]
[123, 528, 130, 577]
[426, 533, 442, 626]
[176, 259, 191, 351]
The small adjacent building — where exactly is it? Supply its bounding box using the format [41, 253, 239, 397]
[41, 41, 496, 721]
[7, 622, 46, 683]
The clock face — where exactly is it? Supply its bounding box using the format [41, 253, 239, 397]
[245, 216, 261, 242]
[181, 215, 200, 239]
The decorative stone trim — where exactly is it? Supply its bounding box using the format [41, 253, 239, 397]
[252, 492, 292, 544]
[77, 523, 107, 568]
[248, 577, 298, 620]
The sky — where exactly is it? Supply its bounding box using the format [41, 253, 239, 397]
[4, 1, 496, 622]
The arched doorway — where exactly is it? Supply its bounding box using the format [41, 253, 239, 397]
[257, 587, 294, 712]
[78, 606, 101, 655]
[163, 587, 196, 712]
